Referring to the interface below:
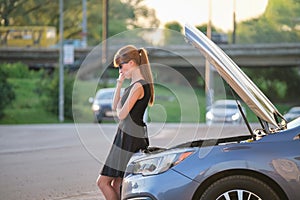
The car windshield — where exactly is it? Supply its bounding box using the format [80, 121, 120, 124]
[96, 91, 114, 100]
[290, 108, 300, 114]
[214, 104, 237, 109]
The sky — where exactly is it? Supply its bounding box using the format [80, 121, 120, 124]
[144, 0, 269, 31]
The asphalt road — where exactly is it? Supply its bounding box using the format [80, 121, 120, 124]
[0, 123, 252, 200]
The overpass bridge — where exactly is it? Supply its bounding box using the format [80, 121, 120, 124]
[0, 43, 299, 69]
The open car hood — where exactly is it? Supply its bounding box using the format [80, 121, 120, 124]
[184, 24, 286, 130]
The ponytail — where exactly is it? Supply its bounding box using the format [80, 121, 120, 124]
[139, 48, 155, 106]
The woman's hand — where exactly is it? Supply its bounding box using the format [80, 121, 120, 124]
[117, 82, 144, 120]
[112, 73, 125, 110]
[117, 72, 125, 83]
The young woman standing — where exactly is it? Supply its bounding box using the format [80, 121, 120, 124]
[96, 45, 154, 200]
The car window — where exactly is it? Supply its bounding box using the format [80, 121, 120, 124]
[290, 107, 300, 112]
[226, 104, 238, 109]
[291, 110, 300, 114]
[214, 104, 237, 109]
[96, 91, 114, 100]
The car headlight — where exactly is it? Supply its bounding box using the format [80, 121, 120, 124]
[130, 149, 194, 176]
[92, 104, 100, 111]
[231, 112, 240, 121]
[206, 111, 213, 120]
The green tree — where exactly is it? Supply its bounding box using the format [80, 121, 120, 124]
[165, 21, 182, 33]
[124, 0, 159, 29]
[196, 24, 218, 33]
[0, 0, 59, 26]
[0, 65, 15, 118]
[163, 21, 183, 45]
[243, 67, 300, 103]
[234, 0, 300, 103]
[39, 70, 74, 120]
[0, 0, 24, 26]
[0, 0, 159, 45]
[236, 0, 300, 43]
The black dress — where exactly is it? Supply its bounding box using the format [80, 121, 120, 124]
[100, 79, 150, 178]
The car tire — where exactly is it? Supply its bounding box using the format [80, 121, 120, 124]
[198, 175, 280, 200]
[97, 117, 102, 123]
[93, 116, 102, 123]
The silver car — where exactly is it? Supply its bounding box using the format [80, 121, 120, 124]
[284, 106, 300, 122]
[121, 24, 300, 200]
[206, 99, 246, 124]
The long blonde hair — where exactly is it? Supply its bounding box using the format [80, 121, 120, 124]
[113, 45, 154, 106]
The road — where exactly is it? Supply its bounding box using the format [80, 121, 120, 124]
[0, 123, 252, 200]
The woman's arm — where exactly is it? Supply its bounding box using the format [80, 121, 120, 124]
[112, 79, 123, 110]
[112, 72, 125, 110]
[117, 82, 144, 120]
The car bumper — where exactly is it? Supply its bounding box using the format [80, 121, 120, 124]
[94, 109, 117, 120]
[206, 117, 242, 124]
[122, 169, 199, 200]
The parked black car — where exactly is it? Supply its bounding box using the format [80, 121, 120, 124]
[90, 88, 122, 123]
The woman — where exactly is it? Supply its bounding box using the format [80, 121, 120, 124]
[96, 45, 154, 200]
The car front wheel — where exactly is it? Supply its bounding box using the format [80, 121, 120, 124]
[199, 175, 281, 200]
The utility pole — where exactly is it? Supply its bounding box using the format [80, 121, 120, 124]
[82, 0, 87, 47]
[59, 0, 64, 122]
[232, 0, 236, 44]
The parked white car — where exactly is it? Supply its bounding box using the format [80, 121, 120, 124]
[206, 99, 246, 125]
[284, 106, 300, 122]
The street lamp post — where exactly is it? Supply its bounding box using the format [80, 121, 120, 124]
[59, 0, 64, 122]
[102, 0, 108, 65]
[82, 0, 87, 47]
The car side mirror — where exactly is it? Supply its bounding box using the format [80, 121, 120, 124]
[88, 97, 94, 104]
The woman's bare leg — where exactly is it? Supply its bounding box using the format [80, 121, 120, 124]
[112, 177, 123, 198]
[97, 175, 120, 200]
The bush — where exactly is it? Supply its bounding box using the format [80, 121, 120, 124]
[243, 67, 300, 103]
[0, 66, 15, 118]
[39, 69, 75, 120]
[1, 62, 43, 79]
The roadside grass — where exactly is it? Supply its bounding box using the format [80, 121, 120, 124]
[1, 78, 58, 124]
[72, 80, 206, 123]
[0, 77, 291, 124]
[148, 84, 205, 123]
[72, 80, 98, 123]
